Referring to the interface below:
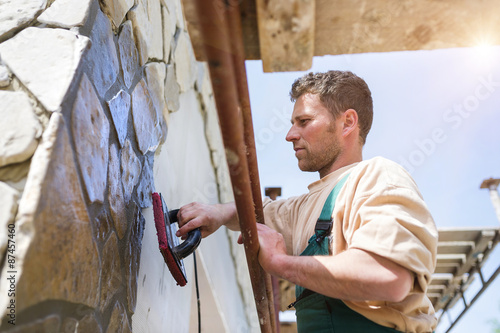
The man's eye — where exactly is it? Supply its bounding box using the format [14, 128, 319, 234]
[300, 119, 309, 125]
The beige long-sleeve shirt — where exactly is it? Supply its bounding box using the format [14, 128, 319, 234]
[263, 156, 438, 332]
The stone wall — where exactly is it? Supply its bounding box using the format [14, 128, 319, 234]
[0, 0, 257, 331]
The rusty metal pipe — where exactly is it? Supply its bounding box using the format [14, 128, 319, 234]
[225, 2, 277, 331]
[193, 0, 275, 331]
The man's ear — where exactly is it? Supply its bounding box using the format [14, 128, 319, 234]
[342, 109, 359, 138]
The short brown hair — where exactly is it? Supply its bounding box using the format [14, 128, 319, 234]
[290, 71, 373, 145]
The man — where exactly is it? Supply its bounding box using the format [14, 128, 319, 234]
[177, 71, 438, 332]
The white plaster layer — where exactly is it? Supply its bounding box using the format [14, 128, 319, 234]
[0, 91, 42, 167]
[0, 0, 47, 42]
[86, 9, 120, 98]
[128, 0, 163, 65]
[107, 89, 130, 148]
[0, 27, 90, 112]
[71, 74, 110, 203]
[37, 0, 92, 28]
[117, 20, 139, 89]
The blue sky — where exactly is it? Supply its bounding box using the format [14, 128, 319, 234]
[245, 46, 500, 332]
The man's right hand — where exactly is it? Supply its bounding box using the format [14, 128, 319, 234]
[176, 202, 239, 239]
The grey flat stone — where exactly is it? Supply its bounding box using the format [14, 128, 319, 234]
[121, 139, 141, 203]
[37, 0, 92, 28]
[86, 9, 119, 99]
[0, 0, 47, 42]
[144, 62, 167, 118]
[117, 20, 139, 89]
[131, 79, 166, 155]
[107, 89, 130, 148]
[0, 27, 90, 112]
[164, 64, 180, 112]
[108, 144, 127, 239]
[136, 156, 153, 208]
[100, 0, 134, 28]
[71, 73, 110, 203]
[0, 91, 42, 167]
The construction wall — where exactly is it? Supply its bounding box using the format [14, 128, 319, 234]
[0, 0, 257, 331]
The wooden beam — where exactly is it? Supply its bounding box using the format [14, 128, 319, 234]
[256, 0, 315, 72]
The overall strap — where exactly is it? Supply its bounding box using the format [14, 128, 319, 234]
[314, 173, 350, 243]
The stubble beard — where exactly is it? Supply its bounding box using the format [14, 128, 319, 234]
[297, 125, 342, 174]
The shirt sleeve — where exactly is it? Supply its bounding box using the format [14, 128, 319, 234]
[263, 197, 297, 255]
[341, 159, 438, 293]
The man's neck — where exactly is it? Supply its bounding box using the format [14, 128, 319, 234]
[318, 149, 362, 179]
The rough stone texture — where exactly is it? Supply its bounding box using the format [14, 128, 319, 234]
[100, 232, 122, 311]
[121, 139, 141, 203]
[136, 156, 154, 208]
[173, 31, 198, 92]
[0, 159, 31, 183]
[86, 9, 119, 99]
[0, 0, 47, 43]
[4, 315, 60, 332]
[131, 79, 167, 155]
[0, 27, 90, 112]
[162, 6, 175, 62]
[71, 73, 110, 203]
[15, 113, 99, 312]
[144, 62, 167, 118]
[125, 204, 145, 313]
[93, 209, 112, 247]
[107, 89, 130, 148]
[128, 0, 163, 65]
[60, 317, 78, 332]
[37, 0, 92, 28]
[161, 0, 184, 31]
[100, 0, 134, 28]
[164, 64, 180, 112]
[106, 301, 131, 333]
[0, 91, 42, 167]
[117, 20, 139, 89]
[77, 313, 102, 333]
[0, 64, 10, 87]
[108, 144, 127, 239]
[0, 182, 19, 259]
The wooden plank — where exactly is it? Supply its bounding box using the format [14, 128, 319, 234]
[256, 0, 315, 72]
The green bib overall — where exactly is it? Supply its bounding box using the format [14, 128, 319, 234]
[292, 175, 402, 333]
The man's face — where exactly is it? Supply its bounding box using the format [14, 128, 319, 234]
[286, 93, 343, 176]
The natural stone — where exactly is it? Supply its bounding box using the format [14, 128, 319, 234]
[0, 159, 31, 183]
[144, 62, 167, 117]
[0, 0, 47, 43]
[162, 6, 175, 62]
[15, 113, 100, 311]
[173, 31, 198, 92]
[118, 20, 139, 89]
[107, 89, 130, 148]
[71, 73, 110, 203]
[77, 313, 102, 333]
[125, 204, 145, 313]
[86, 9, 120, 98]
[0, 91, 42, 167]
[106, 301, 130, 333]
[131, 79, 167, 154]
[161, 0, 184, 31]
[0, 27, 90, 112]
[5, 315, 60, 333]
[165, 64, 180, 112]
[108, 144, 127, 239]
[136, 156, 154, 208]
[60, 317, 78, 332]
[38, 0, 92, 28]
[0, 182, 19, 259]
[121, 139, 141, 203]
[0, 64, 10, 87]
[100, 0, 134, 28]
[93, 209, 112, 247]
[100, 232, 122, 311]
[128, 0, 163, 65]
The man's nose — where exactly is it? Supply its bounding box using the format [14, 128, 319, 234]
[286, 125, 299, 142]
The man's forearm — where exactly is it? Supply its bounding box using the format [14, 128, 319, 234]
[270, 248, 413, 303]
